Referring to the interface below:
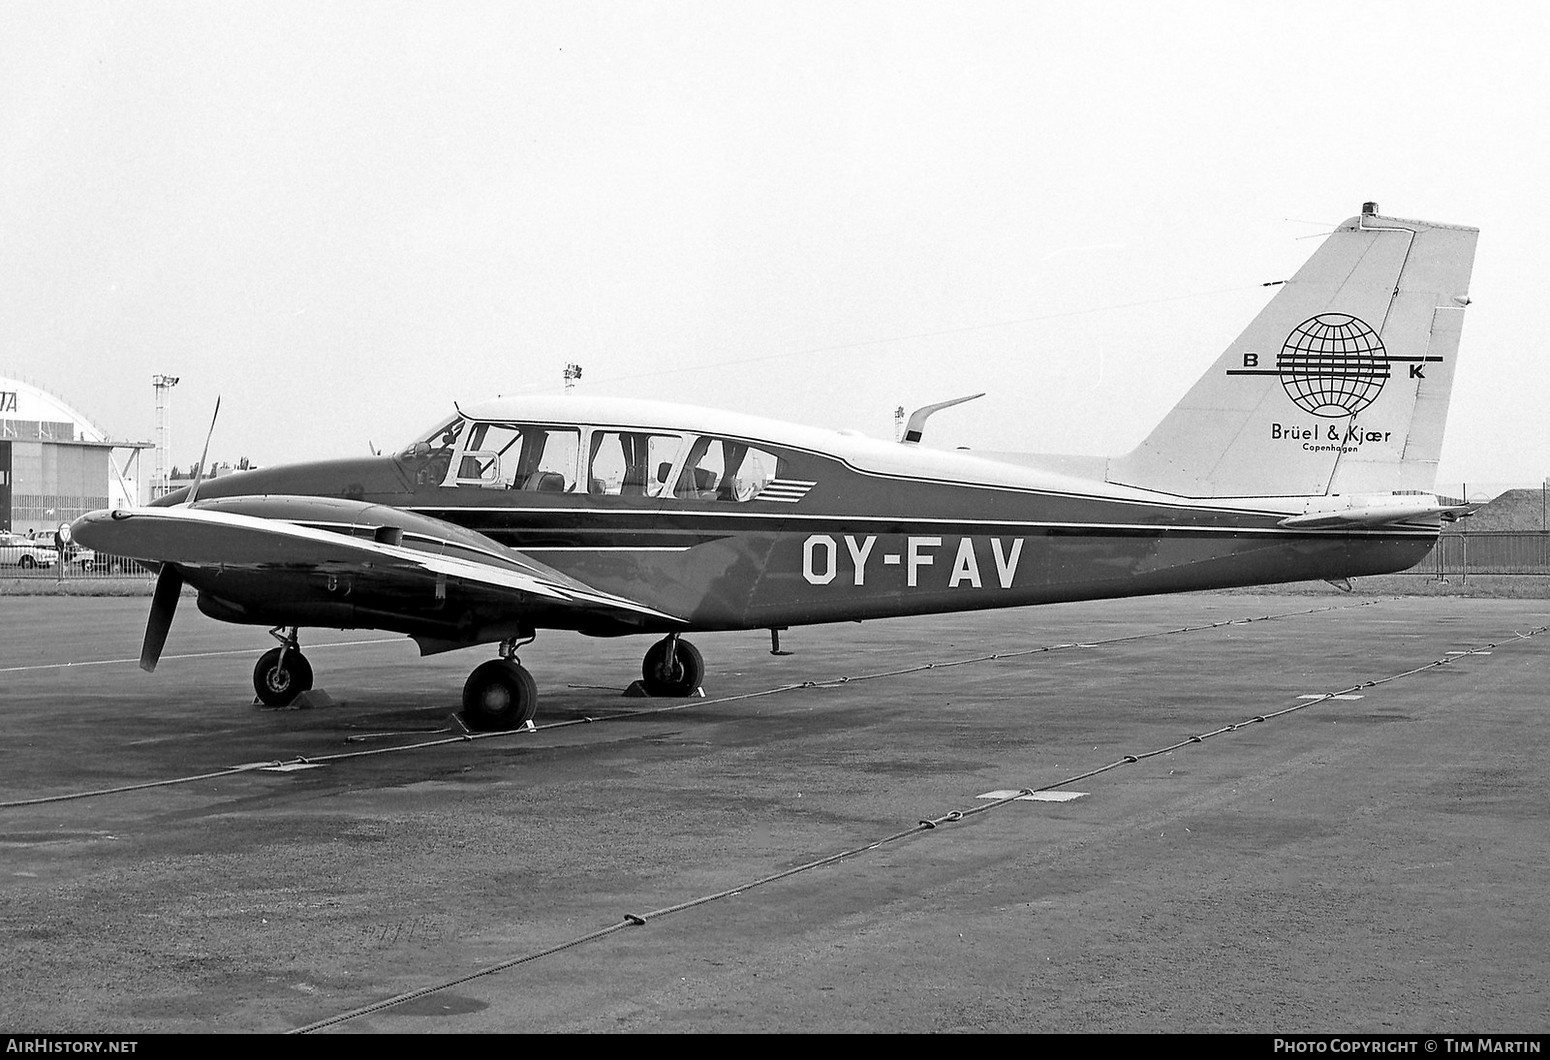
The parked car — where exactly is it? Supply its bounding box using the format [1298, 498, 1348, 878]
[69, 547, 130, 574]
[0, 532, 58, 568]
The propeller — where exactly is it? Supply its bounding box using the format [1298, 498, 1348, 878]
[141, 564, 183, 672]
[139, 396, 218, 671]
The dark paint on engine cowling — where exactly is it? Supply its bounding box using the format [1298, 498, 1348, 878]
[153, 454, 418, 508]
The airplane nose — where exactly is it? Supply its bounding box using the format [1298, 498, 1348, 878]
[69, 509, 116, 552]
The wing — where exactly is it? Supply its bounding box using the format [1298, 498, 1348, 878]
[71, 500, 684, 664]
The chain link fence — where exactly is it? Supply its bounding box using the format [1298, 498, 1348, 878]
[1427, 531, 1550, 578]
[2, 546, 151, 581]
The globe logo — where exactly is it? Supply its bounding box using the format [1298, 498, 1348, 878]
[1278, 313, 1388, 417]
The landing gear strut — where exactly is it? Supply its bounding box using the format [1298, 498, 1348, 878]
[254, 626, 313, 707]
[461, 635, 538, 732]
[640, 634, 704, 697]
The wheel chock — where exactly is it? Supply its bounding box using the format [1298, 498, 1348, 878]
[622, 681, 706, 698]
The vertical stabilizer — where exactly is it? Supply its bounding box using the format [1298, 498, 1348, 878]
[1107, 207, 1477, 498]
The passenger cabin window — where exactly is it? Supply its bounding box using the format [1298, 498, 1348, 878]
[454, 422, 580, 491]
[674, 436, 782, 502]
[587, 432, 683, 496]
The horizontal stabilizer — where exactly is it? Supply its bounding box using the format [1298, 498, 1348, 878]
[1276, 500, 1475, 530]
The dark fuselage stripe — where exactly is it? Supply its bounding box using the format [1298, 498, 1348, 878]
[406, 507, 1438, 539]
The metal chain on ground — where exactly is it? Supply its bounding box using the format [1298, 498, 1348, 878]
[288, 619, 1545, 1033]
[0, 601, 1376, 809]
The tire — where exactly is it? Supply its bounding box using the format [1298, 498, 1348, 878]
[19, 555, 36, 569]
[461, 660, 538, 731]
[640, 638, 704, 697]
[253, 647, 314, 707]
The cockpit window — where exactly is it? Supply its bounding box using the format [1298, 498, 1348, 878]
[400, 417, 462, 457]
[587, 432, 683, 496]
[673, 436, 782, 501]
[454, 422, 581, 491]
[398, 417, 465, 486]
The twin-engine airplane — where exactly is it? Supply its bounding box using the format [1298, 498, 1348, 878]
[73, 204, 1478, 731]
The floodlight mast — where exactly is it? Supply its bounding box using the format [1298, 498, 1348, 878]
[151, 374, 180, 499]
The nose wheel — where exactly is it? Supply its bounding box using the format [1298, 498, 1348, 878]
[461, 636, 538, 731]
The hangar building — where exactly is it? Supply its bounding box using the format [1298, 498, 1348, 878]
[0, 374, 150, 536]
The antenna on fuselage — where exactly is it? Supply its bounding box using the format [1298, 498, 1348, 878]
[899, 393, 985, 444]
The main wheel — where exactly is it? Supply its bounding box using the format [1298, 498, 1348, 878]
[462, 659, 538, 731]
[253, 647, 314, 707]
[640, 637, 704, 697]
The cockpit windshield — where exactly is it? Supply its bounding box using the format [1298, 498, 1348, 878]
[396, 416, 466, 486]
[398, 416, 463, 458]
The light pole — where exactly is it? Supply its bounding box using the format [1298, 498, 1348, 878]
[152, 374, 180, 499]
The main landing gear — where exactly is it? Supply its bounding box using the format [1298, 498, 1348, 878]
[254, 626, 313, 707]
[459, 633, 705, 731]
[460, 636, 539, 732]
[640, 633, 704, 698]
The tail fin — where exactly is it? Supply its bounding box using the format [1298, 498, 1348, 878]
[1107, 205, 1478, 499]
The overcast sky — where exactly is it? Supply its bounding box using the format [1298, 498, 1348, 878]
[3, 0, 1546, 490]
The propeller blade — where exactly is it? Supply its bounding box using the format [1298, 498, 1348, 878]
[186, 396, 221, 506]
[140, 565, 183, 672]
